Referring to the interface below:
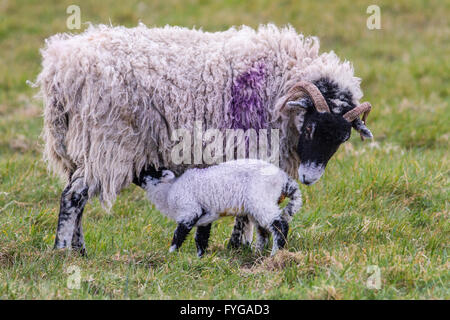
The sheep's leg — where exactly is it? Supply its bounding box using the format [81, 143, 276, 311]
[71, 209, 86, 256]
[269, 218, 289, 256]
[255, 225, 270, 253]
[195, 224, 212, 257]
[228, 216, 253, 249]
[54, 176, 89, 254]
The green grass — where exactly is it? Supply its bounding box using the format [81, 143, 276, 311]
[0, 0, 449, 299]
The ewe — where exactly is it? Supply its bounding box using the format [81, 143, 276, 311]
[36, 24, 373, 254]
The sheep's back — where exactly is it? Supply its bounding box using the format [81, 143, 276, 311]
[37, 24, 326, 207]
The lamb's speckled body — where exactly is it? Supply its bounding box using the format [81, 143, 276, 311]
[144, 159, 302, 256]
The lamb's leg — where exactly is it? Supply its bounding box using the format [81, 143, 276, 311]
[169, 207, 205, 253]
[242, 217, 254, 246]
[228, 216, 253, 249]
[169, 222, 194, 252]
[269, 218, 289, 256]
[195, 224, 212, 257]
[255, 225, 270, 253]
[54, 176, 89, 254]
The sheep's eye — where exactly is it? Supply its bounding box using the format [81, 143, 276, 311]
[305, 124, 315, 140]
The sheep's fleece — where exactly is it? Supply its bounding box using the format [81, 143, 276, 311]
[144, 159, 302, 228]
[37, 23, 363, 207]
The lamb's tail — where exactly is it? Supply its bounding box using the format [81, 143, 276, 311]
[280, 177, 302, 221]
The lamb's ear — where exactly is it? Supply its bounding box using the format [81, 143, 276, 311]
[161, 170, 175, 182]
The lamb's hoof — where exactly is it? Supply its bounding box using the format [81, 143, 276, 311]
[169, 245, 177, 253]
[197, 250, 205, 258]
[228, 239, 251, 249]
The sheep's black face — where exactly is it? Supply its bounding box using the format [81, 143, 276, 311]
[296, 108, 352, 185]
[289, 77, 365, 185]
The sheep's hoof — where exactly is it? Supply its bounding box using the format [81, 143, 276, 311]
[253, 246, 264, 255]
[52, 247, 88, 258]
[68, 243, 88, 257]
[52, 247, 69, 256]
[227, 239, 240, 249]
[54, 239, 68, 250]
[169, 245, 177, 253]
[77, 247, 88, 258]
[270, 248, 279, 256]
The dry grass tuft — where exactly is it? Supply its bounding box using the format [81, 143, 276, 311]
[0, 246, 16, 267]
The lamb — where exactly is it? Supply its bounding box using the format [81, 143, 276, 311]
[35, 23, 374, 254]
[142, 159, 302, 257]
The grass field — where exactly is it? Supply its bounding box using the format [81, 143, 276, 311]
[0, 0, 448, 299]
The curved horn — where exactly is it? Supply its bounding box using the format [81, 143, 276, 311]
[343, 102, 372, 123]
[287, 81, 331, 113]
[343, 102, 373, 141]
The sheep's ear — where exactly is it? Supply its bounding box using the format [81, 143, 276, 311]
[161, 170, 175, 182]
[352, 119, 373, 140]
[286, 98, 310, 111]
[286, 98, 310, 134]
[358, 125, 373, 139]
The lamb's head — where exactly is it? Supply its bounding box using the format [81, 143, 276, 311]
[141, 169, 176, 216]
[145, 170, 175, 186]
[285, 78, 373, 185]
[144, 169, 176, 187]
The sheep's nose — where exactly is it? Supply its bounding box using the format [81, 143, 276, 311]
[302, 175, 312, 185]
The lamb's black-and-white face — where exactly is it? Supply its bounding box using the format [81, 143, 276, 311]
[144, 170, 176, 187]
[133, 165, 176, 188]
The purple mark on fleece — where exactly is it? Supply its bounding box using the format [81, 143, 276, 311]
[228, 63, 267, 130]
